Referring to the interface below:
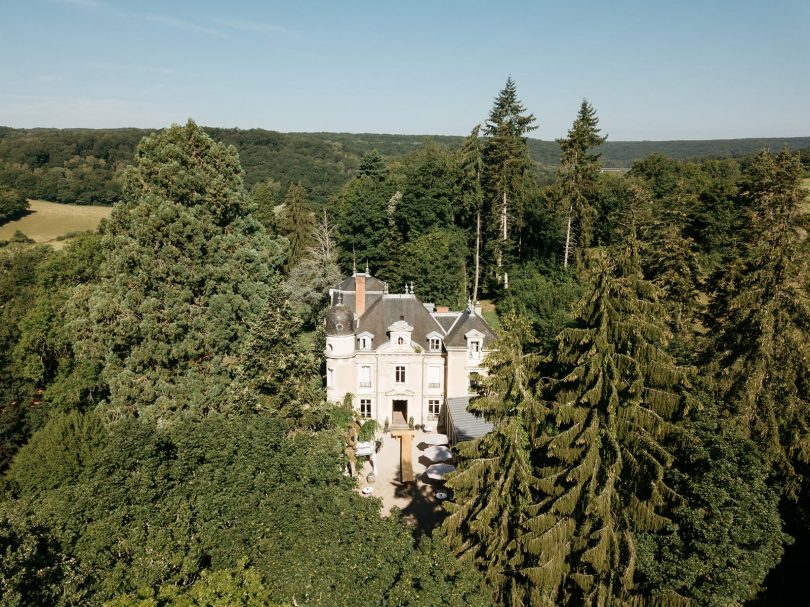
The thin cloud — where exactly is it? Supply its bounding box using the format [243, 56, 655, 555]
[36, 75, 65, 82]
[87, 62, 176, 76]
[135, 13, 225, 38]
[213, 18, 297, 37]
[53, 0, 105, 7]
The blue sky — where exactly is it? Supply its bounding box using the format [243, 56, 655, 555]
[1, 0, 808, 140]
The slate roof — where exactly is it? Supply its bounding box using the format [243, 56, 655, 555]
[330, 291, 383, 312]
[357, 294, 446, 347]
[444, 309, 498, 348]
[445, 396, 494, 443]
[433, 313, 461, 334]
[335, 274, 386, 293]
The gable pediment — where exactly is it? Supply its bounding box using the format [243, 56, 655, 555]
[465, 329, 485, 340]
[388, 320, 414, 333]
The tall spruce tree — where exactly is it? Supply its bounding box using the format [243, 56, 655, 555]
[459, 125, 485, 303]
[482, 78, 537, 289]
[442, 313, 545, 607]
[528, 244, 693, 605]
[280, 183, 314, 271]
[70, 120, 288, 421]
[356, 149, 388, 181]
[616, 183, 704, 360]
[557, 100, 607, 269]
[704, 149, 810, 494]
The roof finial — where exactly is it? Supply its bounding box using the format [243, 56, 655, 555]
[410, 282, 415, 295]
[467, 296, 473, 311]
[404, 283, 409, 295]
[352, 247, 357, 275]
[365, 259, 370, 275]
[383, 281, 389, 294]
[338, 292, 344, 304]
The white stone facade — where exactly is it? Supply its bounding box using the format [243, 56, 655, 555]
[324, 272, 497, 428]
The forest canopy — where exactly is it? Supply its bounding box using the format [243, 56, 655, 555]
[1, 79, 809, 607]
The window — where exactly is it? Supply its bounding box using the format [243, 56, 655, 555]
[469, 340, 481, 360]
[395, 365, 406, 384]
[428, 366, 441, 389]
[359, 365, 372, 388]
[327, 368, 335, 387]
[397, 336, 404, 345]
[360, 399, 372, 419]
[429, 337, 441, 351]
[360, 336, 371, 350]
[428, 399, 441, 420]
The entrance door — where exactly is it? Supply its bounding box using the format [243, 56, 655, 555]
[392, 399, 408, 427]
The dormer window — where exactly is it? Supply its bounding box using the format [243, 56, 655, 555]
[388, 320, 413, 350]
[357, 332, 374, 351]
[427, 331, 443, 352]
[465, 329, 485, 361]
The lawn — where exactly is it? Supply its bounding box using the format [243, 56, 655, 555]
[0, 199, 111, 249]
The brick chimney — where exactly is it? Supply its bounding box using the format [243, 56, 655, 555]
[355, 272, 366, 317]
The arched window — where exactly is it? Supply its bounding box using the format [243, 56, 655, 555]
[397, 337, 404, 345]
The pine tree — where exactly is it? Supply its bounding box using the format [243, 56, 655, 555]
[70, 120, 288, 422]
[704, 149, 810, 494]
[356, 149, 388, 181]
[557, 100, 607, 269]
[528, 244, 693, 605]
[442, 313, 545, 607]
[482, 78, 537, 289]
[459, 125, 485, 303]
[280, 183, 314, 271]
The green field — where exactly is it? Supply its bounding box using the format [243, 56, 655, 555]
[0, 199, 111, 249]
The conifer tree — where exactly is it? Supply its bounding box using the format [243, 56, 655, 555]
[618, 183, 704, 359]
[335, 174, 393, 272]
[635, 399, 786, 606]
[378, 190, 405, 290]
[529, 243, 693, 605]
[704, 150, 810, 493]
[442, 313, 545, 606]
[356, 149, 388, 181]
[557, 100, 607, 269]
[280, 183, 314, 271]
[459, 125, 485, 303]
[70, 121, 288, 421]
[482, 78, 537, 289]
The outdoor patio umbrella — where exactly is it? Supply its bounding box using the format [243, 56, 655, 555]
[425, 463, 456, 480]
[424, 445, 453, 462]
[422, 433, 449, 446]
